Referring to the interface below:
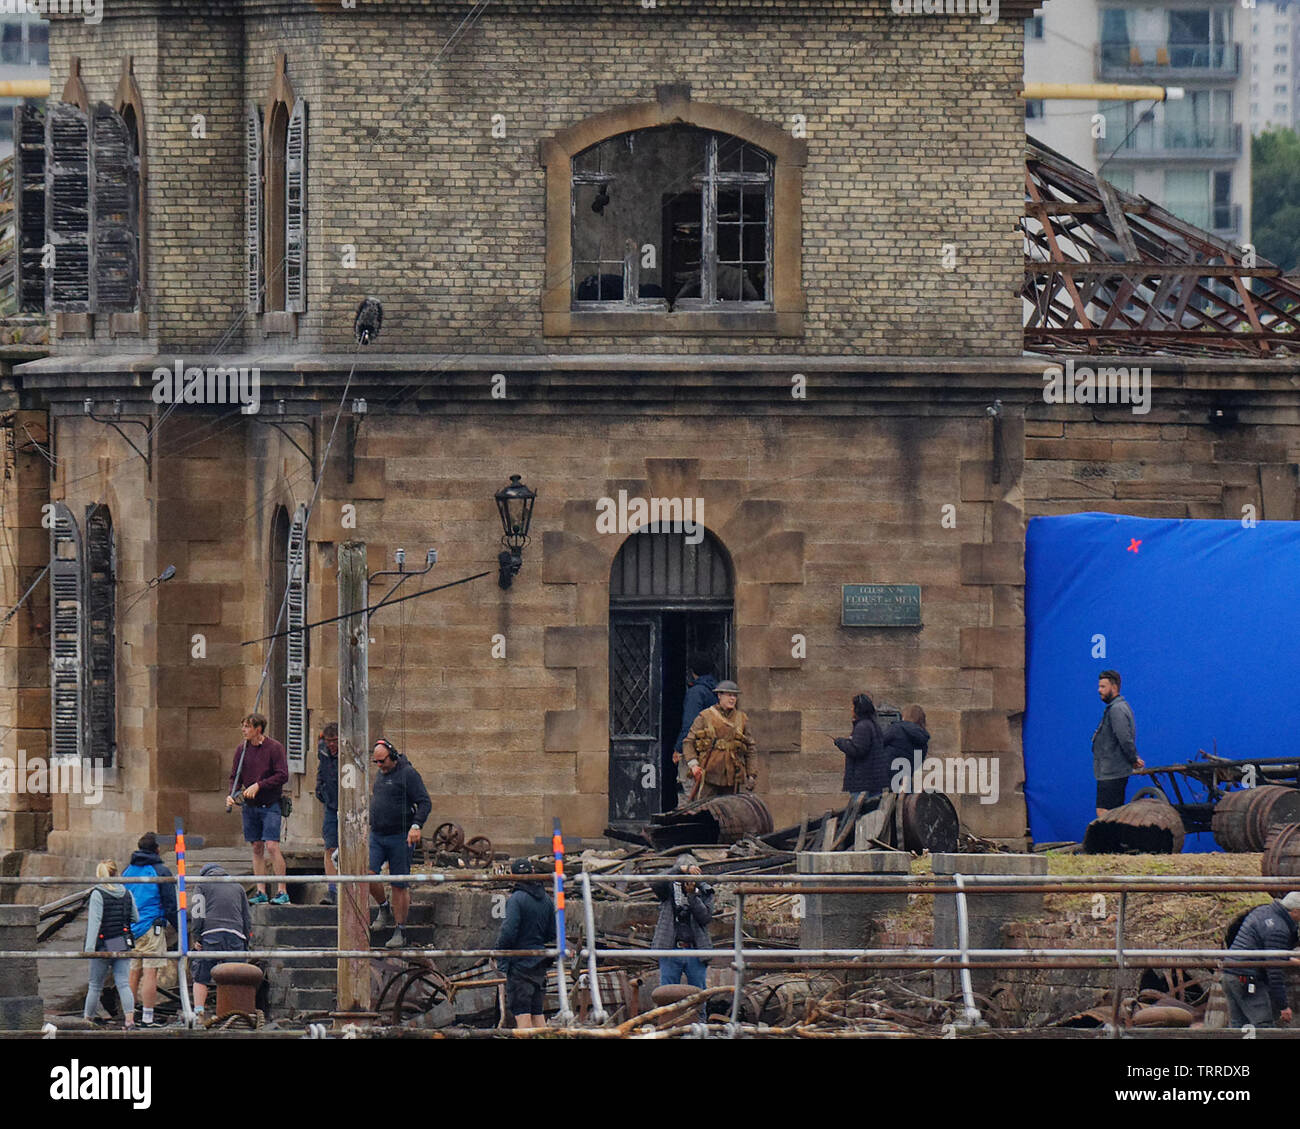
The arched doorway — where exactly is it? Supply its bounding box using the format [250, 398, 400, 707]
[608, 529, 734, 826]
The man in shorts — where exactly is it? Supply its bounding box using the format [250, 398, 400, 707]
[123, 832, 177, 1027]
[225, 712, 290, 905]
[496, 858, 556, 1029]
[191, 864, 253, 1020]
[367, 739, 431, 949]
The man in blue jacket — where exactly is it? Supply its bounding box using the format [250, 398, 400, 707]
[496, 858, 556, 1029]
[315, 723, 339, 904]
[672, 656, 718, 805]
[123, 832, 177, 1027]
[1224, 892, 1300, 1028]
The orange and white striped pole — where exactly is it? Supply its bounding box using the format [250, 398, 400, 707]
[551, 819, 572, 1022]
[174, 818, 196, 1026]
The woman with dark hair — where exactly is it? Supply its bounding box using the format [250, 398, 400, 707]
[833, 693, 888, 797]
[883, 704, 932, 782]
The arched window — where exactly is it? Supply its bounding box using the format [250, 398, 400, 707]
[542, 91, 806, 337]
[248, 53, 307, 321]
[112, 55, 147, 324]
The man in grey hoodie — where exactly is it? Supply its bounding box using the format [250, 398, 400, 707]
[1092, 669, 1144, 817]
[191, 864, 253, 1018]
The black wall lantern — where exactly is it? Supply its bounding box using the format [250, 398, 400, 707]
[495, 474, 537, 589]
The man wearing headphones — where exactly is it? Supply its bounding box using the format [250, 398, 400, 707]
[368, 738, 431, 949]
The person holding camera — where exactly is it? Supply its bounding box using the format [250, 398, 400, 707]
[122, 832, 177, 1027]
[225, 712, 290, 905]
[496, 858, 556, 1030]
[368, 738, 431, 949]
[652, 857, 715, 999]
[82, 859, 139, 1029]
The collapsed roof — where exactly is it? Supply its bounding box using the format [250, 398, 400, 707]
[1024, 138, 1300, 357]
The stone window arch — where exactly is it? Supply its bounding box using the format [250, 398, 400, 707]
[541, 90, 806, 337]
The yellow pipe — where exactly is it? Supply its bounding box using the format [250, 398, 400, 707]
[0, 80, 50, 98]
[1021, 82, 1184, 102]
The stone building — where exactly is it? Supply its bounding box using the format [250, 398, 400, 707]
[2, 0, 1298, 870]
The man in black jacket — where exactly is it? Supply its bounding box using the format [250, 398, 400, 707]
[191, 864, 253, 1019]
[496, 858, 556, 1029]
[368, 738, 431, 949]
[315, 723, 339, 904]
[1224, 892, 1300, 1028]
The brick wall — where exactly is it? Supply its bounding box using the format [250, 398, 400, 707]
[51, 3, 1025, 357]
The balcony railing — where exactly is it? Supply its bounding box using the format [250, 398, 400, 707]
[1099, 121, 1243, 159]
[1097, 40, 1241, 79]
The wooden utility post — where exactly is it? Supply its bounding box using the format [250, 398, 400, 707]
[337, 540, 371, 1015]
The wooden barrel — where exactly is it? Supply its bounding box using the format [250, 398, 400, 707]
[899, 792, 959, 854]
[1261, 822, 1300, 898]
[1083, 798, 1185, 854]
[1250, 787, 1300, 851]
[1212, 786, 1300, 852]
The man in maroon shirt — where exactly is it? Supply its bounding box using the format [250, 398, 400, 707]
[225, 712, 290, 905]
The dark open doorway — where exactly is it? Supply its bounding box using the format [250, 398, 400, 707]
[608, 530, 734, 828]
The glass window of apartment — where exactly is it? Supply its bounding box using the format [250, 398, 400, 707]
[0, 22, 21, 65]
[27, 21, 46, 66]
[1025, 99, 1045, 121]
[1164, 169, 1210, 228]
[1276, 63, 1289, 74]
[1025, 15, 1044, 40]
[1104, 169, 1135, 194]
[1276, 102, 1290, 115]
[1212, 171, 1233, 232]
[1277, 44, 1290, 55]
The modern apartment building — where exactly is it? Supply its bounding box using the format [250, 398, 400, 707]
[1026, 1, 1251, 242]
[1248, 0, 1298, 134]
[0, 9, 47, 157]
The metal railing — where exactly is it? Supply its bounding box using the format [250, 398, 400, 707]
[1101, 120, 1243, 158]
[1096, 41, 1241, 78]
[3, 870, 1298, 1037]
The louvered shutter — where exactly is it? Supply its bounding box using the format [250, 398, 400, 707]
[91, 103, 139, 313]
[14, 101, 46, 313]
[285, 505, 308, 773]
[50, 503, 84, 762]
[44, 102, 91, 313]
[284, 99, 307, 314]
[84, 505, 116, 766]
[246, 103, 262, 313]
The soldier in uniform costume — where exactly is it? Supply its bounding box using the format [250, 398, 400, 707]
[683, 680, 758, 800]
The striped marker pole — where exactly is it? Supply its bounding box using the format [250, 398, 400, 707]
[174, 818, 195, 1026]
[552, 819, 573, 1022]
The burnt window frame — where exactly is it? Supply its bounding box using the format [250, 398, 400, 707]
[570, 129, 775, 315]
[541, 94, 806, 338]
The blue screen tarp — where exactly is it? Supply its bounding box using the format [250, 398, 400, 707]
[1024, 513, 1300, 850]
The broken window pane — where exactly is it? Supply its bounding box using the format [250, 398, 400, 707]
[571, 125, 772, 310]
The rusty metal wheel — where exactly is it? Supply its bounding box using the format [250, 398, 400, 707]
[432, 822, 464, 853]
[465, 835, 493, 867]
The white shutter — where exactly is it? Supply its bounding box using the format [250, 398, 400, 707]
[50, 503, 84, 761]
[246, 103, 262, 313]
[44, 103, 91, 313]
[285, 505, 308, 773]
[284, 98, 307, 314]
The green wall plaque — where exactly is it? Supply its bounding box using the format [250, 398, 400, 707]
[842, 584, 922, 627]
